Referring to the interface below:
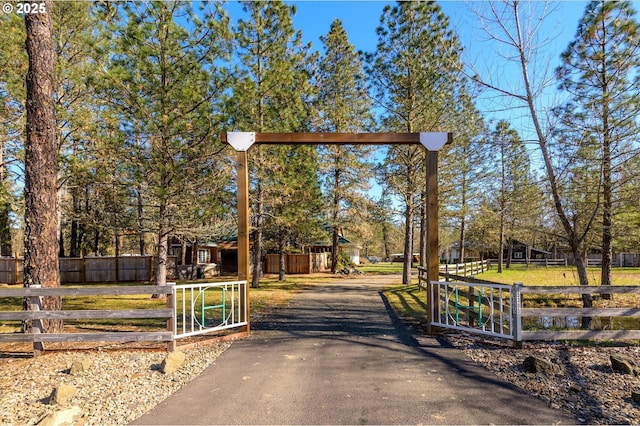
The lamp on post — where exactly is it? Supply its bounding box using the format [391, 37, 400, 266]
[226, 132, 255, 331]
[420, 132, 451, 334]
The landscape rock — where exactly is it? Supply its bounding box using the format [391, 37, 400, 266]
[632, 390, 640, 404]
[69, 358, 92, 375]
[161, 350, 186, 374]
[49, 384, 78, 406]
[38, 406, 82, 426]
[610, 354, 639, 375]
[522, 355, 561, 375]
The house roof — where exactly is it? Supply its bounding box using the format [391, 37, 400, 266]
[309, 235, 360, 248]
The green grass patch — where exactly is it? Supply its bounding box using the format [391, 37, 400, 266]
[359, 262, 407, 274]
[381, 284, 428, 326]
[479, 265, 640, 286]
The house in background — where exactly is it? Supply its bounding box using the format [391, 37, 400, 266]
[504, 239, 552, 262]
[307, 233, 361, 265]
[169, 238, 238, 278]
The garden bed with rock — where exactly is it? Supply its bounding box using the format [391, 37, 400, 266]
[444, 333, 640, 424]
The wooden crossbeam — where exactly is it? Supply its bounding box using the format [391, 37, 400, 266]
[220, 132, 453, 146]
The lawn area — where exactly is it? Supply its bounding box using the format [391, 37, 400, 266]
[478, 264, 640, 286]
[359, 262, 406, 274]
[380, 265, 640, 328]
[0, 274, 342, 333]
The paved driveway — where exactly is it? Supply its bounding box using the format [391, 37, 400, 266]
[134, 275, 575, 425]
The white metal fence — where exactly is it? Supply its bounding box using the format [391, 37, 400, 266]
[429, 280, 515, 340]
[418, 266, 640, 345]
[172, 281, 248, 339]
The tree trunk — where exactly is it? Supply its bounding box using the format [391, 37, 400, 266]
[402, 203, 414, 285]
[180, 238, 187, 266]
[278, 241, 286, 282]
[137, 185, 146, 256]
[23, 0, 62, 333]
[419, 188, 427, 268]
[0, 141, 12, 257]
[251, 181, 264, 288]
[330, 167, 341, 273]
[153, 198, 169, 299]
[381, 220, 391, 262]
[601, 126, 613, 294]
[331, 226, 339, 273]
[573, 247, 593, 328]
[498, 210, 505, 273]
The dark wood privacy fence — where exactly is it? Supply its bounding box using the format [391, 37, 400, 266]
[264, 253, 328, 274]
[0, 256, 177, 284]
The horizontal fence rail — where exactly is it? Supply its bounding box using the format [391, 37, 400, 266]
[438, 260, 491, 278]
[517, 284, 640, 341]
[0, 284, 175, 353]
[173, 281, 248, 340]
[418, 266, 640, 345]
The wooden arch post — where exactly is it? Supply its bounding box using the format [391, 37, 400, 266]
[221, 132, 452, 335]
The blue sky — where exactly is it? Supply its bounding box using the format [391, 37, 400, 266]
[223, 1, 639, 204]
[224, 1, 595, 141]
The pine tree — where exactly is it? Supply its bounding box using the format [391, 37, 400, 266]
[23, 0, 62, 332]
[0, 11, 28, 258]
[556, 0, 640, 287]
[366, 1, 466, 284]
[314, 19, 375, 273]
[99, 1, 231, 287]
[487, 121, 542, 272]
[438, 89, 488, 266]
[230, 1, 316, 286]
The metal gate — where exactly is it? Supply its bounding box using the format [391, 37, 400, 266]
[418, 267, 517, 340]
[172, 281, 248, 339]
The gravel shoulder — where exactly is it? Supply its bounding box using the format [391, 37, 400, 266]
[0, 341, 231, 425]
[443, 333, 640, 425]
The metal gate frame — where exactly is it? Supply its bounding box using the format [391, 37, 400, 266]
[172, 281, 248, 339]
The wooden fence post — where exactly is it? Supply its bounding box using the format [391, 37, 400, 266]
[30, 284, 44, 355]
[166, 282, 176, 352]
[512, 282, 523, 349]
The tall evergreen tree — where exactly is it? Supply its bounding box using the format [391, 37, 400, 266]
[556, 0, 640, 287]
[438, 89, 487, 266]
[230, 1, 316, 286]
[23, 0, 62, 333]
[487, 121, 542, 272]
[0, 11, 28, 258]
[99, 1, 231, 287]
[314, 19, 375, 273]
[53, 1, 110, 258]
[366, 1, 465, 284]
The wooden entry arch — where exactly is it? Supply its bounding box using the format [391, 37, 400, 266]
[221, 132, 452, 333]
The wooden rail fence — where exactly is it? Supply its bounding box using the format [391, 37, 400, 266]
[0, 284, 175, 354]
[418, 267, 640, 344]
[438, 260, 491, 278]
[515, 284, 640, 342]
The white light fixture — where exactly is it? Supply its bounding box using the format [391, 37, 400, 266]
[227, 132, 256, 151]
[419, 132, 449, 151]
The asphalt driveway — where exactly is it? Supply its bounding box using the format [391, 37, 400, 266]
[133, 274, 575, 425]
